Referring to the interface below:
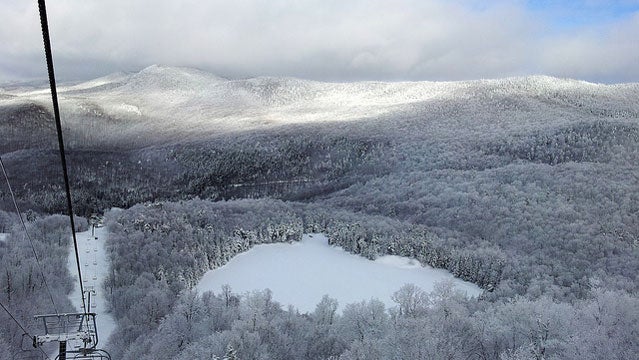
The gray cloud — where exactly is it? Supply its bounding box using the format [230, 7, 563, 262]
[0, 0, 637, 83]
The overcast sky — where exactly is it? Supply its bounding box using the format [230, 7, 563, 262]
[1, 0, 638, 84]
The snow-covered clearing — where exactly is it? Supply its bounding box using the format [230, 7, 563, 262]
[66, 226, 116, 348]
[196, 234, 481, 313]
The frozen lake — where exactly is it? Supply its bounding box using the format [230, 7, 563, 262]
[196, 234, 482, 313]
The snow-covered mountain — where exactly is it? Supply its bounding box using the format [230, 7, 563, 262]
[2, 65, 638, 149]
[2, 67, 639, 359]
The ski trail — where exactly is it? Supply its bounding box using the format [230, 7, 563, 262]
[66, 225, 116, 349]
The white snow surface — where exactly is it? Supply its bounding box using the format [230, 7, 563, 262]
[196, 234, 481, 313]
[5, 65, 638, 147]
[0, 233, 7, 243]
[66, 226, 116, 348]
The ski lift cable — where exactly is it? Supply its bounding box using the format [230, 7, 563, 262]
[36, 0, 86, 313]
[0, 300, 52, 360]
[0, 155, 59, 315]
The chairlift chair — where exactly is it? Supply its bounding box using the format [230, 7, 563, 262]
[69, 349, 112, 359]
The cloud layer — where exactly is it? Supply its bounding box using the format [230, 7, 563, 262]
[1, 0, 638, 83]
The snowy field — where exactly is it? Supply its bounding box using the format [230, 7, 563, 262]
[196, 234, 481, 313]
[66, 226, 116, 349]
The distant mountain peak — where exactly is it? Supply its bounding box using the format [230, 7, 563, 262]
[4, 65, 637, 147]
[124, 65, 226, 92]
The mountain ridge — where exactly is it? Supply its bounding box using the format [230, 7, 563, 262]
[1, 65, 638, 151]
[6, 64, 636, 97]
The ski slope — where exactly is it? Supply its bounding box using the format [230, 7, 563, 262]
[66, 226, 116, 349]
[196, 234, 481, 313]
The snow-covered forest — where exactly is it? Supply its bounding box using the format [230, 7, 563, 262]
[1, 68, 638, 359]
[0, 212, 87, 358]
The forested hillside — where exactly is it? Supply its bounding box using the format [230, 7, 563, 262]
[0, 211, 87, 358]
[1, 69, 638, 359]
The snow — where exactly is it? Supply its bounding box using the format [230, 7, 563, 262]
[0, 233, 7, 243]
[66, 226, 116, 349]
[196, 234, 482, 313]
[3, 66, 638, 147]
[111, 103, 142, 116]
